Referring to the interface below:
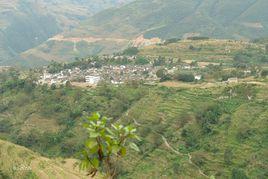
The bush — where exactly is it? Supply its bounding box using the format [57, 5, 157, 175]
[123, 47, 139, 56]
[236, 126, 254, 141]
[0, 119, 12, 133]
[135, 56, 149, 65]
[156, 68, 172, 81]
[231, 168, 249, 179]
[181, 127, 199, 149]
[174, 72, 195, 82]
[196, 105, 222, 134]
[0, 170, 10, 179]
[261, 69, 268, 77]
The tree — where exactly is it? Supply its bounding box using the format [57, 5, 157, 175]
[156, 68, 171, 82]
[122, 47, 139, 56]
[174, 72, 195, 82]
[265, 44, 268, 53]
[79, 113, 140, 178]
[261, 69, 268, 77]
[156, 69, 166, 78]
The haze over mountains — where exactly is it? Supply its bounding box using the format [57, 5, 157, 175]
[1, 0, 268, 66]
[0, 0, 133, 66]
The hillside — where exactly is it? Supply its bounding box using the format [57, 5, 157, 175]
[139, 39, 267, 65]
[0, 65, 267, 178]
[0, 0, 133, 66]
[0, 139, 89, 179]
[20, 0, 268, 65]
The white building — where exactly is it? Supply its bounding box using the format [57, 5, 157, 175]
[227, 77, 238, 83]
[85, 76, 101, 85]
[194, 75, 202, 81]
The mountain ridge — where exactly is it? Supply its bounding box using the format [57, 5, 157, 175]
[18, 0, 268, 66]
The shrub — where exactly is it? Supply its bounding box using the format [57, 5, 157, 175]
[181, 128, 199, 150]
[0, 119, 12, 133]
[0, 170, 10, 179]
[156, 68, 170, 82]
[196, 105, 222, 134]
[231, 168, 249, 179]
[236, 126, 254, 141]
[122, 47, 139, 56]
[135, 56, 149, 65]
[174, 72, 195, 82]
[261, 69, 268, 77]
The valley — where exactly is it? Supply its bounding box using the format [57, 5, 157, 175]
[0, 0, 268, 178]
[1, 38, 268, 178]
[0, 0, 133, 66]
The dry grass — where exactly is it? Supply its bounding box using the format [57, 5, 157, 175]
[0, 139, 91, 179]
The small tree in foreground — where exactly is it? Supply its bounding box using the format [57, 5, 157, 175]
[79, 113, 140, 178]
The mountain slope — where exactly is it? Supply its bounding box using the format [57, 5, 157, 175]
[0, 0, 133, 66]
[0, 139, 90, 179]
[0, 81, 267, 178]
[22, 0, 268, 65]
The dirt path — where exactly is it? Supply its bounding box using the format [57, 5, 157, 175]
[48, 34, 129, 43]
[132, 118, 210, 178]
[161, 135, 209, 178]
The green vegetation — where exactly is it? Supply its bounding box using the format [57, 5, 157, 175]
[0, 66, 267, 178]
[174, 72, 195, 82]
[80, 113, 139, 178]
[1, 37, 268, 178]
[0, 69, 147, 158]
[122, 47, 139, 56]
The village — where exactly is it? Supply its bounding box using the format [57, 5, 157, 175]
[37, 54, 256, 87]
[37, 64, 161, 86]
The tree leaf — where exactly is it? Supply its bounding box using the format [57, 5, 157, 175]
[91, 158, 99, 168]
[89, 132, 100, 138]
[88, 112, 100, 121]
[111, 145, 120, 154]
[129, 142, 140, 152]
[85, 139, 97, 149]
[120, 147, 127, 156]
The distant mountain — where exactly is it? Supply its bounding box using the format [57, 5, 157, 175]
[20, 0, 268, 66]
[0, 0, 133, 66]
[72, 0, 268, 40]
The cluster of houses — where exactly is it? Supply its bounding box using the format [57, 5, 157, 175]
[38, 65, 160, 86]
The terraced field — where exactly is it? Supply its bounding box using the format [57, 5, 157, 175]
[117, 84, 268, 178]
[139, 39, 265, 64]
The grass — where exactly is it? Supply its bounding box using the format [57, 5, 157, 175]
[0, 139, 91, 179]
